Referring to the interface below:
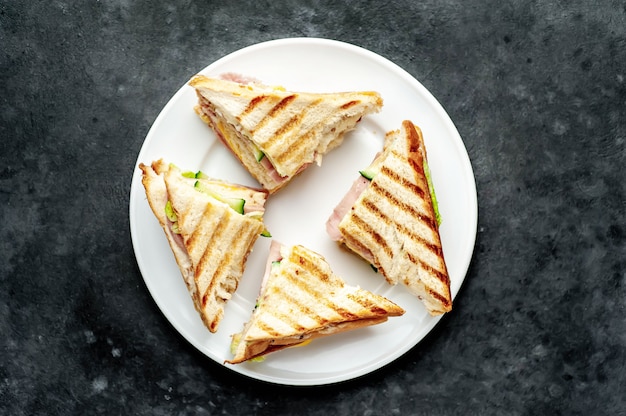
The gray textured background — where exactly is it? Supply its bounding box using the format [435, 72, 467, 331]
[1, 0, 625, 415]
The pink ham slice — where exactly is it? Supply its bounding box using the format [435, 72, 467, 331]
[258, 240, 284, 299]
[326, 175, 370, 241]
[218, 72, 262, 85]
[258, 154, 288, 185]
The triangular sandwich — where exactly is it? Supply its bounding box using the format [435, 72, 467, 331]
[189, 74, 383, 193]
[227, 241, 404, 364]
[326, 120, 452, 315]
[139, 159, 269, 332]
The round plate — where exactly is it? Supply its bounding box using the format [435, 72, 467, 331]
[129, 37, 477, 386]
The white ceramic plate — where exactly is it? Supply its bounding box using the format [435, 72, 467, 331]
[129, 37, 477, 386]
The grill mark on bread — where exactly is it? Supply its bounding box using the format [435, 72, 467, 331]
[404, 119, 424, 155]
[406, 251, 449, 286]
[288, 250, 361, 321]
[379, 163, 427, 200]
[340, 100, 360, 109]
[198, 213, 231, 308]
[238, 95, 270, 121]
[249, 94, 297, 135]
[187, 203, 220, 254]
[255, 261, 366, 338]
[290, 249, 331, 283]
[267, 285, 326, 335]
[199, 220, 261, 315]
[428, 288, 452, 309]
[265, 96, 365, 167]
[408, 157, 425, 186]
[370, 180, 437, 230]
[256, 319, 283, 338]
[271, 94, 298, 115]
[266, 98, 323, 165]
[242, 94, 297, 135]
[350, 195, 445, 285]
[349, 214, 393, 259]
[267, 113, 308, 165]
[274, 129, 311, 166]
[273, 112, 305, 138]
[345, 292, 390, 316]
[268, 98, 323, 142]
[361, 198, 440, 256]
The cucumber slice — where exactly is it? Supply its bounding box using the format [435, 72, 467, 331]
[165, 200, 181, 233]
[254, 147, 265, 162]
[223, 197, 245, 214]
[251, 142, 265, 162]
[359, 169, 376, 180]
[164, 200, 177, 222]
[194, 181, 245, 214]
[423, 160, 442, 226]
[193, 180, 210, 193]
[182, 170, 208, 179]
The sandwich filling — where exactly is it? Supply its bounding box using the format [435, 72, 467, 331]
[165, 170, 269, 236]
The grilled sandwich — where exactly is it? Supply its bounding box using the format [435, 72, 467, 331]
[227, 241, 405, 364]
[139, 159, 268, 333]
[326, 120, 452, 315]
[189, 75, 383, 193]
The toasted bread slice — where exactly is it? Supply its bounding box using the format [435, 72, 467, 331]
[139, 160, 267, 332]
[227, 241, 404, 364]
[189, 75, 383, 193]
[327, 120, 452, 315]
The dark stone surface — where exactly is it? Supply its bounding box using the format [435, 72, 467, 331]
[2, 0, 625, 414]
